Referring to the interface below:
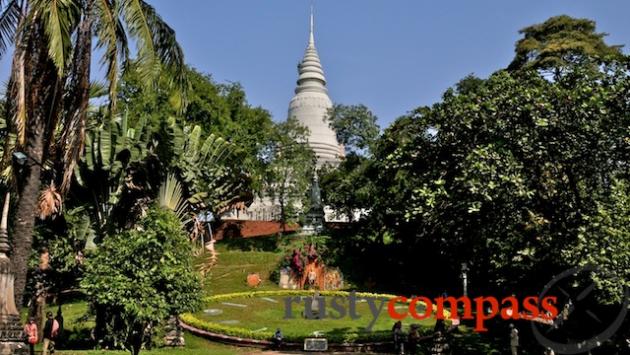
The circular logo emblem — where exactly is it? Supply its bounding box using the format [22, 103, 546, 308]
[532, 265, 629, 354]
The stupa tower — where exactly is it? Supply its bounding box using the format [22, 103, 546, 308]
[288, 8, 344, 167]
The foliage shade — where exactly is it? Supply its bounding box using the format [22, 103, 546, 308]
[120, 66, 274, 193]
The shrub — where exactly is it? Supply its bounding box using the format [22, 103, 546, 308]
[82, 206, 202, 355]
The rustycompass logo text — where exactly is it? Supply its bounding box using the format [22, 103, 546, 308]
[282, 291, 559, 332]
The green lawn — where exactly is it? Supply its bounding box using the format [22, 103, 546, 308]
[198, 247, 282, 295]
[25, 300, 249, 354]
[194, 294, 435, 342]
[57, 333, 250, 355]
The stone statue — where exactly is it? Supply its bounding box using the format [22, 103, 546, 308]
[305, 291, 322, 319]
[305, 175, 324, 233]
[310, 175, 322, 210]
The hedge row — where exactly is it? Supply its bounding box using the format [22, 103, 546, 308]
[201, 289, 400, 303]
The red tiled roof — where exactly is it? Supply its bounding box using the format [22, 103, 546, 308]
[214, 220, 299, 239]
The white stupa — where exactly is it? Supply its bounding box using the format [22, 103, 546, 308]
[221, 9, 348, 222]
[288, 9, 344, 167]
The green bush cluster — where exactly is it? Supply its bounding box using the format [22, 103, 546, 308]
[82, 206, 202, 352]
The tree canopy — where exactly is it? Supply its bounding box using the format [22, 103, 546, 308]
[326, 104, 380, 156]
[82, 205, 201, 354]
[120, 66, 274, 193]
[508, 15, 624, 74]
[367, 60, 630, 298]
[262, 117, 316, 225]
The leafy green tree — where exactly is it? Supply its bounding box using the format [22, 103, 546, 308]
[60, 97, 251, 264]
[167, 122, 252, 214]
[0, 0, 187, 304]
[327, 104, 380, 156]
[82, 205, 201, 355]
[33, 206, 93, 290]
[262, 117, 315, 226]
[73, 110, 158, 237]
[370, 59, 630, 297]
[120, 67, 274, 193]
[454, 73, 485, 95]
[565, 179, 630, 304]
[319, 154, 373, 222]
[320, 104, 380, 221]
[508, 15, 624, 75]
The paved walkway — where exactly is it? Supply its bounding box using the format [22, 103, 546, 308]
[249, 352, 390, 355]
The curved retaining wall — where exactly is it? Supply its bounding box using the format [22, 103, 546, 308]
[181, 320, 427, 352]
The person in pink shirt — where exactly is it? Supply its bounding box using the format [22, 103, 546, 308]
[23, 317, 38, 355]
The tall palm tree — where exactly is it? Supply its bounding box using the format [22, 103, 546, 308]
[0, 0, 188, 304]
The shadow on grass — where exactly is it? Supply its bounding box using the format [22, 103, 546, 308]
[57, 327, 95, 350]
[218, 233, 311, 253]
[219, 234, 283, 252]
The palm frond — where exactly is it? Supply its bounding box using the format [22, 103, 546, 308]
[89, 81, 108, 98]
[137, 0, 188, 110]
[166, 116, 184, 157]
[158, 173, 187, 220]
[31, 0, 80, 75]
[13, 48, 25, 145]
[0, 129, 16, 184]
[119, 0, 157, 86]
[95, 0, 128, 113]
[38, 183, 62, 219]
[60, 1, 93, 194]
[0, 0, 20, 59]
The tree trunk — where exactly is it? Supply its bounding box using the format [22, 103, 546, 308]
[280, 191, 286, 232]
[12, 23, 63, 306]
[127, 321, 145, 355]
[11, 102, 45, 306]
[93, 303, 108, 344]
[29, 271, 47, 341]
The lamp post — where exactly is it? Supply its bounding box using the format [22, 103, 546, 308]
[461, 262, 469, 298]
[0, 193, 28, 354]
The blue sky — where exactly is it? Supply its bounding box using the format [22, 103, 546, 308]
[2, 0, 629, 127]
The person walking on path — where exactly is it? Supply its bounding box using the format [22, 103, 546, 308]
[43, 311, 60, 355]
[392, 321, 405, 354]
[509, 323, 519, 355]
[408, 324, 420, 354]
[272, 328, 283, 350]
[23, 317, 38, 355]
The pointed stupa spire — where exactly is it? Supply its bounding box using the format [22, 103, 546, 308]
[309, 5, 315, 46]
[295, 6, 326, 94]
[288, 5, 344, 167]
